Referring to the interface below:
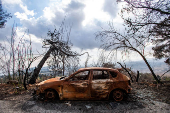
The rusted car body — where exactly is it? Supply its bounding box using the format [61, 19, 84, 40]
[34, 67, 132, 101]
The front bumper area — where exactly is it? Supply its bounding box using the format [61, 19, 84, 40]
[127, 85, 132, 93]
[32, 89, 45, 100]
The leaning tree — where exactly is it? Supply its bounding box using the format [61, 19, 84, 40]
[23, 25, 89, 90]
[96, 0, 170, 83]
[96, 22, 161, 83]
[46, 26, 80, 77]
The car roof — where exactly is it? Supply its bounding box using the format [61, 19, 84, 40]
[78, 67, 118, 71]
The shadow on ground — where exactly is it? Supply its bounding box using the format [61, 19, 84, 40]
[20, 93, 145, 113]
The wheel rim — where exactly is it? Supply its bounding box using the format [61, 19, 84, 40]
[46, 90, 55, 99]
[113, 90, 123, 101]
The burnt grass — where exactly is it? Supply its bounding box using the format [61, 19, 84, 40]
[0, 84, 34, 100]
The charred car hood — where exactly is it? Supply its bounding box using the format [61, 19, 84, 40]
[38, 77, 61, 86]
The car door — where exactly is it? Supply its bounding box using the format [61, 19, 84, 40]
[63, 70, 91, 99]
[90, 70, 113, 99]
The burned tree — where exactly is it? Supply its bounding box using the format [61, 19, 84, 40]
[96, 23, 161, 83]
[0, 24, 33, 83]
[24, 26, 89, 90]
[24, 39, 89, 89]
[95, 0, 169, 83]
[46, 27, 80, 77]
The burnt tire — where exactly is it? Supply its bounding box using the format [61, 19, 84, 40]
[112, 89, 124, 101]
[45, 89, 57, 100]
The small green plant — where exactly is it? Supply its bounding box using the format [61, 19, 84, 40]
[163, 77, 170, 81]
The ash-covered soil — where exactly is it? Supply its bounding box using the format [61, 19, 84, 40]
[0, 83, 170, 113]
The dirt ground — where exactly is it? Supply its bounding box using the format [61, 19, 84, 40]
[0, 82, 170, 113]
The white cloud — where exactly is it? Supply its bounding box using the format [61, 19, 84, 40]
[2, 0, 22, 5]
[14, 12, 28, 20]
[14, 4, 35, 20]
[43, 7, 56, 21]
[16, 27, 42, 44]
[29, 34, 42, 44]
[20, 4, 35, 16]
[49, 0, 71, 6]
[82, 0, 111, 26]
[103, 0, 118, 18]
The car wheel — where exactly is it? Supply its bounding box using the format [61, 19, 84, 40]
[45, 89, 56, 100]
[112, 89, 124, 101]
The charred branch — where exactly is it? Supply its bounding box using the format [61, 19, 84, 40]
[117, 62, 133, 82]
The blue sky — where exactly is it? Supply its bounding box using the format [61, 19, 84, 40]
[0, 0, 169, 75]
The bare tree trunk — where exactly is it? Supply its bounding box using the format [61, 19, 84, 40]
[8, 68, 11, 80]
[62, 55, 65, 76]
[136, 71, 139, 82]
[11, 26, 15, 80]
[133, 48, 161, 83]
[29, 47, 55, 84]
[54, 55, 57, 77]
[19, 69, 21, 83]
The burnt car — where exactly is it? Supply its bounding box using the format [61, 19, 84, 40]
[34, 67, 132, 101]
